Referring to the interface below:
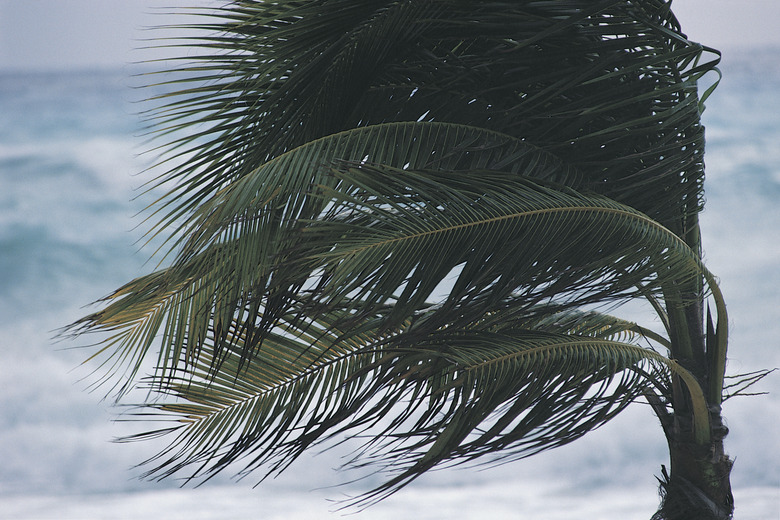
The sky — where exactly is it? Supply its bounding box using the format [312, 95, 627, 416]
[0, 0, 779, 72]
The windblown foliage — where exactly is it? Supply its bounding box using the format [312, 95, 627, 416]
[67, 0, 726, 506]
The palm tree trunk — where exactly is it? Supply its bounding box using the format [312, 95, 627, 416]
[654, 409, 733, 520]
[653, 296, 734, 519]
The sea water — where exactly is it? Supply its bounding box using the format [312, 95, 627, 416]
[0, 53, 778, 518]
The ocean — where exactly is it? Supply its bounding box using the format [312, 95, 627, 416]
[0, 51, 778, 518]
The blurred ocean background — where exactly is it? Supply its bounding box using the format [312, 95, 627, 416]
[0, 49, 778, 519]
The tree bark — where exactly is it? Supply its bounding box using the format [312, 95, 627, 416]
[652, 303, 734, 519]
[653, 409, 733, 520]
[652, 267, 734, 520]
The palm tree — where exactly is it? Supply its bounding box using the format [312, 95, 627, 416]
[68, 1, 739, 517]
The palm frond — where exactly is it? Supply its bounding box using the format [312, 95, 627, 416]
[122, 307, 705, 504]
[67, 123, 580, 390]
[291, 164, 711, 333]
[140, 0, 718, 244]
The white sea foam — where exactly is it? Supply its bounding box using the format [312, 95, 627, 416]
[0, 137, 146, 191]
[0, 482, 777, 519]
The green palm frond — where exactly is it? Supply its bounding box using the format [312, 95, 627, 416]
[70, 123, 579, 388]
[293, 164, 710, 331]
[142, 0, 717, 240]
[486, 305, 671, 349]
[122, 305, 705, 503]
[72, 159, 710, 390]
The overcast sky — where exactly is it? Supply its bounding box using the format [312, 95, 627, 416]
[0, 0, 779, 71]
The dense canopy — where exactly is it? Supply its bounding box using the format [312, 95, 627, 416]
[67, 0, 730, 512]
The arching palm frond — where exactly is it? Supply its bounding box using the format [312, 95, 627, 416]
[121, 302, 706, 505]
[143, 0, 717, 240]
[71, 123, 580, 388]
[290, 163, 711, 331]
